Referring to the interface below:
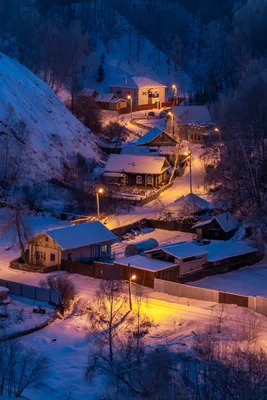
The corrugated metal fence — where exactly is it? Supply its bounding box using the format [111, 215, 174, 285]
[0, 279, 62, 305]
[154, 279, 267, 316]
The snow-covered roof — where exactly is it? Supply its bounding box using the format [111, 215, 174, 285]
[95, 93, 117, 102]
[0, 287, 8, 293]
[116, 255, 177, 272]
[174, 193, 210, 210]
[192, 212, 239, 232]
[206, 241, 257, 262]
[157, 242, 208, 259]
[109, 98, 127, 103]
[29, 221, 117, 250]
[104, 154, 170, 175]
[110, 76, 167, 89]
[172, 106, 213, 125]
[135, 127, 176, 146]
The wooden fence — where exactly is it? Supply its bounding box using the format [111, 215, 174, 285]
[146, 219, 194, 232]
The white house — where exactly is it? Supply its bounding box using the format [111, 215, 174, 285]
[110, 77, 167, 107]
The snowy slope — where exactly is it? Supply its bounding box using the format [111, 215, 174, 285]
[0, 53, 100, 182]
[58, 13, 192, 103]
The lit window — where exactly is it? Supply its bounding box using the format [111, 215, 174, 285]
[136, 175, 142, 185]
[147, 176, 153, 185]
[101, 245, 108, 254]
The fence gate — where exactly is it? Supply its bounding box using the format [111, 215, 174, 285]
[219, 291, 248, 308]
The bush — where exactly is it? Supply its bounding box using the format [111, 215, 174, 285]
[40, 275, 76, 307]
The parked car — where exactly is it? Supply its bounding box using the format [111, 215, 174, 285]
[159, 110, 167, 118]
[148, 111, 155, 117]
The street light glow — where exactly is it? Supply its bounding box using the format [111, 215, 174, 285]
[127, 95, 131, 99]
[131, 274, 136, 280]
[168, 112, 173, 116]
[172, 84, 176, 89]
[214, 127, 219, 132]
[98, 188, 104, 194]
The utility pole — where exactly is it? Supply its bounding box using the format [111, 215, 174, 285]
[96, 188, 104, 220]
[127, 95, 133, 119]
[128, 263, 136, 311]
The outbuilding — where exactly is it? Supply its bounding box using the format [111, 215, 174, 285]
[114, 255, 178, 288]
[192, 212, 239, 240]
[125, 238, 159, 256]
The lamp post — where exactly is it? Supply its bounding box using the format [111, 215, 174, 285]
[128, 263, 136, 311]
[168, 112, 174, 136]
[185, 151, 192, 194]
[96, 187, 104, 220]
[127, 95, 133, 119]
[172, 84, 177, 106]
[214, 127, 221, 143]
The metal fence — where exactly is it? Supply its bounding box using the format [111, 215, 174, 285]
[0, 279, 62, 305]
[154, 279, 267, 317]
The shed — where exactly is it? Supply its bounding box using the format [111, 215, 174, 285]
[192, 212, 239, 240]
[125, 238, 159, 256]
[114, 255, 178, 288]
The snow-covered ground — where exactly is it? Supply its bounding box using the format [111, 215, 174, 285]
[192, 255, 267, 297]
[12, 276, 267, 399]
[0, 295, 55, 338]
[0, 52, 100, 183]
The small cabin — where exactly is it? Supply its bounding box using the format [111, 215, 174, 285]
[95, 93, 127, 111]
[192, 212, 239, 241]
[103, 154, 171, 188]
[26, 221, 117, 268]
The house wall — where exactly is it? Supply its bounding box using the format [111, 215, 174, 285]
[166, 118, 215, 145]
[199, 220, 236, 241]
[138, 86, 166, 106]
[177, 253, 207, 276]
[110, 86, 166, 107]
[125, 172, 168, 188]
[28, 234, 62, 267]
[109, 100, 128, 111]
[62, 240, 112, 263]
[110, 87, 138, 106]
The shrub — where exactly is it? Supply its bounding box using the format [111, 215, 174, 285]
[40, 274, 76, 307]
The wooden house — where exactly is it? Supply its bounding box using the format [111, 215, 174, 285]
[110, 77, 166, 107]
[135, 127, 177, 147]
[26, 221, 117, 268]
[167, 106, 220, 145]
[95, 93, 127, 111]
[192, 212, 239, 241]
[103, 154, 171, 187]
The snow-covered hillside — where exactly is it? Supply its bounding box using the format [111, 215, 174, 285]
[0, 53, 100, 183]
[58, 12, 192, 103]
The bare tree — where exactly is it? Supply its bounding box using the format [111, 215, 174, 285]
[40, 274, 76, 308]
[86, 280, 129, 363]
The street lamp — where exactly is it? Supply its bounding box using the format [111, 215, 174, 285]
[214, 127, 221, 143]
[127, 95, 133, 120]
[96, 187, 104, 220]
[128, 263, 136, 311]
[184, 151, 192, 194]
[172, 84, 178, 106]
[168, 111, 174, 136]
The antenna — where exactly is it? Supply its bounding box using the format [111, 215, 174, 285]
[125, 76, 128, 85]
